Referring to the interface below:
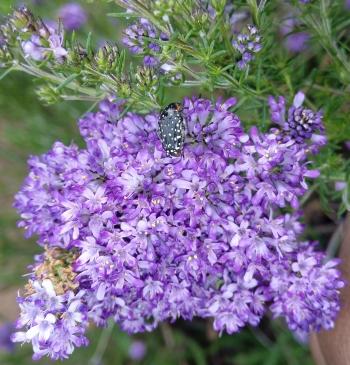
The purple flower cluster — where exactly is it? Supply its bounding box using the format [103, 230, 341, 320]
[268, 91, 325, 145]
[58, 3, 87, 31]
[13, 95, 343, 359]
[22, 21, 67, 62]
[12, 280, 88, 360]
[122, 19, 168, 67]
[232, 25, 262, 69]
[120, 7, 262, 71]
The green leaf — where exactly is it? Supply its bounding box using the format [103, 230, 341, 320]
[86, 32, 94, 57]
[107, 12, 139, 18]
[0, 66, 14, 81]
[55, 73, 80, 92]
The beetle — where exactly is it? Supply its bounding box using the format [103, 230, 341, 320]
[157, 102, 186, 157]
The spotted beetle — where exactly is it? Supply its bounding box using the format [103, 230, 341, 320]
[158, 103, 186, 157]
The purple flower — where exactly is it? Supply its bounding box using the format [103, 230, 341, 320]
[269, 91, 325, 147]
[122, 19, 168, 67]
[335, 181, 347, 191]
[281, 18, 310, 53]
[21, 22, 67, 61]
[143, 55, 159, 67]
[270, 251, 344, 336]
[13, 96, 343, 360]
[58, 3, 87, 31]
[12, 279, 89, 360]
[285, 32, 309, 53]
[22, 35, 45, 61]
[48, 32, 68, 60]
[82, 186, 107, 212]
[287, 92, 324, 143]
[232, 25, 262, 69]
[128, 340, 146, 361]
[0, 323, 15, 352]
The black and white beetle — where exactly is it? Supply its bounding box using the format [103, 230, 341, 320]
[157, 103, 186, 157]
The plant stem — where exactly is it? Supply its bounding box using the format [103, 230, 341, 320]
[16, 63, 100, 97]
[88, 322, 115, 365]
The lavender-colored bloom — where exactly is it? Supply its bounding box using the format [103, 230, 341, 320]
[198, 0, 217, 19]
[346, 0, 350, 10]
[22, 35, 45, 61]
[335, 181, 347, 191]
[128, 340, 146, 361]
[122, 19, 168, 67]
[285, 32, 309, 53]
[269, 91, 325, 147]
[268, 95, 285, 126]
[48, 32, 67, 60]
[287, 104, 323, 142]
[232, 25, 262, 69]
[12, 279, 88, 360]
[21, 22, 67, 61]
[281, 18, 310, 53]
[13, 96, 343, 359]
[58, 3, 87, 31]
[143, 55, 159, 67]
[0, 323, 15, 352]
[159, 63, 182, 81]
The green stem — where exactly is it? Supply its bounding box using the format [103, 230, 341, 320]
[303, 0, 350, 78]
[0, 65, 15, 81]
[88, 322, 115, 365]
[119, 4, 266, 99]
[16, 63, 100, 97]
[326, 221, 343, 260]
[61, 94, 102, 102]
[246, 0, 260, 27]
[306, 83, 350, 96]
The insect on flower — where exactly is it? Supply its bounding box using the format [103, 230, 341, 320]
[158, 102, 186, 157]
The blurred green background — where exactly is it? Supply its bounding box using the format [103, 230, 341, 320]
[0, 1, 314, 364]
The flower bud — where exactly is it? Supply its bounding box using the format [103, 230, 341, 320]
[36, 84, 62, 105]
[94, 43, 120, 73]
[10, 7, 37, 33]
[118, 79, 132, 98]
[135, 66, 158, 93]
[67, 43, 88, 66]
[0, 36, 13, 65]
